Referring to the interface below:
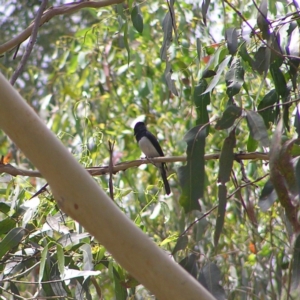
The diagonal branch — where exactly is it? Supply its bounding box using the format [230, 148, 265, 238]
[0, 0, 124, 55]
[10, 0, 48, 85]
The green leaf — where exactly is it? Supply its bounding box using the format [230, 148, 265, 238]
[123, 21, 130, 64]
[294, 106, 300, 138]
[204, 56, 231, 94]
[131, 6, 143, 34]
[270, 64, 288, 97]
[160, 12, 173, 61]
[0, 201, 11, 214]
[178, 125, 207, 212]
[269, 118, 283, 163]
[292, 234, 300, 290]
[296, 158, 300, 204]
[179, 254, 198, 278]
[164, 61, 178, 96]
[0, 218, 16, 235]
[258, 89, 278, 128]
[194, 79, 210, 127]
[202, 69, 216, 79]
[225, 57, 245, 97]
[172, 235, 188, 255]
[196, 38, 201, 61]
[39, 244, 48, 283]
[113, 268, 127, 300]
[218, 129, 236, 184]
[259, 179, 277, 212]
[239, 43, 254, 67]
[257, 0, 269, 39]
[279, 140, 298, 197]
[57, 244, 65, 277]
[214, 184, 227, 248]
[215, 105, 242, 130]
[198, 263, 226, 299]
[0, 227, 25, 260]
[246, 110, 270, 147]
[10, 282, 20, 297]
[201, 0, 210, 25]
[252, 47, 270, 75]
[225, 28, 238, 55]
[247, 133, 259, 152]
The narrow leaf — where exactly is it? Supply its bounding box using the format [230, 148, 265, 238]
[57, 244, 65, 277]
[259, 179, 277, 211]
[269, 119, 283, 165]
[246, 110, 270, 147]
[225, 57, 245, 97]
[239, 43, 254, 66]
[214, 184, 227, 248]
[225, 28, 238, 55]
[178, 125, 207, 212]
[292, 234, 300, 290]
[215, 105, 242, 130]
[257, 0, 269, 39]
[294, 106, 300, 137]
[10, 282, 20, 297]
[198, 263, 226, 300]
[0, 227, 25, 260]
[194, 79, 210, 127]
[172, 235, 188, 255]
[252, 46, 271, 75]
[296, 158, 300, 204]
[287, 24, 300, 57]
[123, 21, 130, 64]
[179, 254, 198, 278]
[39, 245, 48, 283]
[203, 56, 231, 94]
[196, 38, 202, 61]
[0, 218, 16, 234]
[258, 89, 278, 128]
[131, 6, 143, 34]
[279, 140, 298, 197]
[270, 64, 288, 98]
[160, 12, 173, 61]
[164, 61, 178, 96]
[218, 129, 236, 184]
[201, 0, 210, 25]
[81, 244, 93, 271]
[113, 268, 128, 300]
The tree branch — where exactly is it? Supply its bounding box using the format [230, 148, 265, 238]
[0, 0, 125, 55]
[10, 0, 48, 85]
[0, 152, 269, 178]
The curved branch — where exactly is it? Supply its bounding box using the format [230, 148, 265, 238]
[0, 152, 269, 178]
[0, 0, 124, 55]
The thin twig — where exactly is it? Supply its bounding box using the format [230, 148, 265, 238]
[180, 205, 218, 236]
[108, 140, 115, 200]
[223, 0, 300, 61]
[0, 0, 124, 55]
[257, 96, 300, 112]
[10, 0, 48, 85]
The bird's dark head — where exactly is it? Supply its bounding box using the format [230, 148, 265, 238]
[134, 122, 146, 135]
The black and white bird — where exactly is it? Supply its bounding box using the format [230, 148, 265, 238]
[134, 121, 171, 195]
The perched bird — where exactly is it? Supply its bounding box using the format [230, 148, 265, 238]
[134, 121, 171, 195]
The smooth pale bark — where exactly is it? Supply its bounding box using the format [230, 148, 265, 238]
[0, 72, 215, 300]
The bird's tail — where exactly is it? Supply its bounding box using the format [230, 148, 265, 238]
[160, 164, 171, 195]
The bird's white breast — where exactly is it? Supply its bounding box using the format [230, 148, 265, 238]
[139, 137, 159, 158]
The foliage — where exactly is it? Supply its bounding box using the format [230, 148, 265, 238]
[1, 0, 300, 299]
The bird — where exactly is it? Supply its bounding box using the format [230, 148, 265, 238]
[134, 121, 171, 195]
